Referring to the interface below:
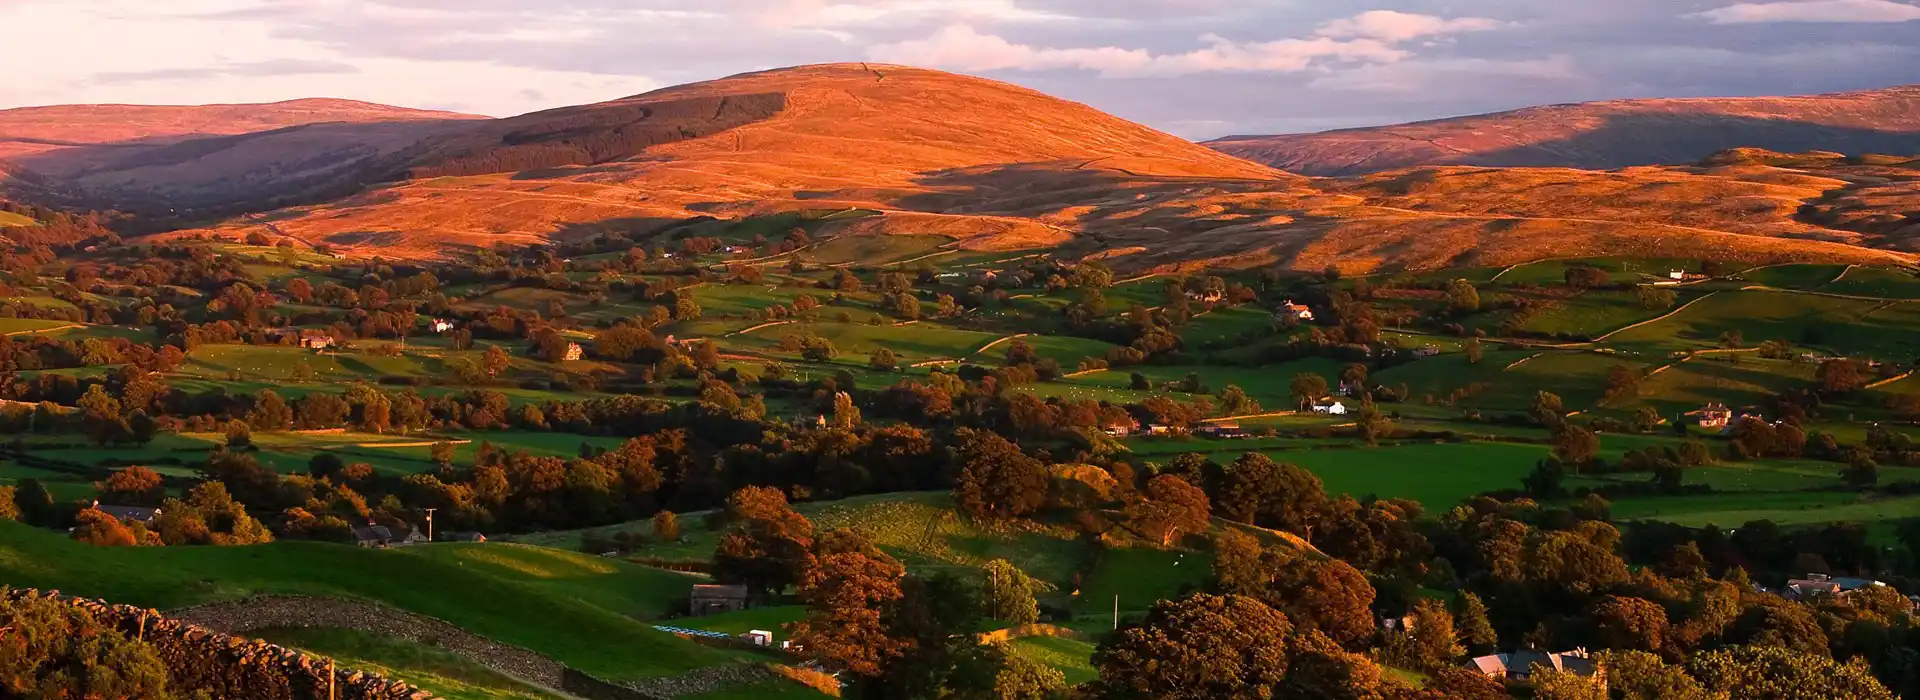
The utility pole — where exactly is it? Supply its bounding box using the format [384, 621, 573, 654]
[1113, 594, 1119, 630]
[422, 507, 437, 543]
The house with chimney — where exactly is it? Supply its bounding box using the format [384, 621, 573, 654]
[1276, 300, 1314, 322]
[1468, 648, 1605, 689]
[1697, 403, 1733, 431]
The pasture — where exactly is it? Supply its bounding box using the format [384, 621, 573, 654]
[255, 627, 553, 700]
[0, 522, 736, 681]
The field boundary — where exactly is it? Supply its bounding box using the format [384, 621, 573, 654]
[1594, 290, 1721, 341]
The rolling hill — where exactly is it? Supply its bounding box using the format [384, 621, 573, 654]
[7, 63, 1915, 271]
[0, 98, 486, 211]
[1209, 85, 1920, 176]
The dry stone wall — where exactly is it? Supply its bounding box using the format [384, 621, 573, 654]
[5, 588, 439, 700]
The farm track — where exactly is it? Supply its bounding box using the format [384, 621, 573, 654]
[2, 323, 82, 336]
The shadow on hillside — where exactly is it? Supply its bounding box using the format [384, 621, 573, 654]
[1439, 113, 1920, 171]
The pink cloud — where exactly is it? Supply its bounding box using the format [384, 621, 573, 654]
[1690, 0, 1920, 23]
[1315, 10, 1505, 42]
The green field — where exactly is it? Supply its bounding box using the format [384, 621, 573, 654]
[1253, 442, 1550, 508]
[1009, 635, 1098, 685]
[1742, 264, 1847, 290]
[255, 627, 555, 700]
[1611, 492, 1920, 528]
[1821, 266, 1920, 298]
[0, 524, 734, 681]
[1607, 290, 1917, 358]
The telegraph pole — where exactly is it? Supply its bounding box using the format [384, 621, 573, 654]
[422, 507, 437, 543]
[1113, 594, 1119, 630]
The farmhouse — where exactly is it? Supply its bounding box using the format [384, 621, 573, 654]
[1276, 300, 1314, 322]
[351, 525, 394, 548]
[441, 531, 487, 543]
[430, 319, 455, 333]
[1413, 345, 1441, 358]
[690, 584, 752, 616]
[1313, 401, 1349, 416]
[1188, 289, 1224, 303]
[563, 343, 585, 361]
[1467, 648, 1604, 686]
[90, 502, 160, 525]
[1100, 418, 1138, 438]
[1697, 403, 1733, 430]
[1785, 572, 1888, 601]
[1196, 421, 1247, 439]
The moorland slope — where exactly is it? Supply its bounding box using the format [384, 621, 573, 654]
[1209, 85, 1920, 175]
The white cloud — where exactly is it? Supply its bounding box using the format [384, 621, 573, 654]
[865, 10, 1506, 77]
[1308, 55, 1582, 94]
[1315, 10, 1505, 42]
[1690, 0, 1920, 24]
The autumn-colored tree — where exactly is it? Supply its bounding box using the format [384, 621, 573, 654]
[1815, 358, 1866, 394]
[1531, 666, 1607, 700]
[1688, 645, 1893, 700]
[791, 544, 909, 678]
[1092, 594, 1292, 699]
[151, 482, 274, 546]
[1290, 373, 1329, 411]
[1446, 279, 1481, 313]
[1593, 595, 1670, 654]
[1281, 627, 1396, 699]
[1125, 474, 1212, 547]
[484, 344, 512, 377]
[713, 486, 817, 598]
[652, 509, 680, 543]
[77, 384, 126, 445]
[1271, 557, 1377, 649]
[71, 507, 141, 547]
[1594, 651, 1714, 700]
[0, 486, 19, 522]
[97, 466, 166, 507]
[1408, 598, 1465, 668]
[951, 429, 1048, 520]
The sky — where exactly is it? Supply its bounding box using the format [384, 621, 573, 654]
[3, 0, 1918, 139]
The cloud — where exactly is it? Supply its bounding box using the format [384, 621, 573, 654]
[90, 59, 360, 86]
[1690, 0, 1920, 24]
[866, 10, 1504, 77]
[1315, 10, 1505, 42]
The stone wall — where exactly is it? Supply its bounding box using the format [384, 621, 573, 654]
[173, 594, 567, 689]
[5, 588, 438, 700]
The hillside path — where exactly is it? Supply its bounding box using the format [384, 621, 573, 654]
[1594, 291, 1722, 341]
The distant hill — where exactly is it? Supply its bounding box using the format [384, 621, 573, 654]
[0, 98, 487, 212]
[1209, 85, 1920, 176]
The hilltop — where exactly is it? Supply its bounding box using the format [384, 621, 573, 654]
[1209, 85, 1920, 175]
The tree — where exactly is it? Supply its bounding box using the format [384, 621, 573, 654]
[1464, 338, 1485, 364]
[870, 348, 899, 372]
[981, 559, 1040, 626]
[1125, 475, 1212, 547]
[0, 591, 175, 699]
[1638, 285, 1678, 310]
[1552, 424, 1602, 467]
[1531, 667, 1607, 700]
[98, 466, 164, 507]
[1271, 558, 1376, 649]
[1816, 358, 1866, 394]
[1290, 373, 1329, 411]
[791, 544, 909, 679]
[1531, 391, 1566, 428]
[1688, 645, 1894, 700]
[77, 384, 125, 445]
[1407, 598, 1464, 668]
[1216, 385, 1257, 416]
[72, 507, 143, 547]
[248, 389, 293, 431]
[0, 486, 18, 522]
[1592, 595, 1669, 654]
[1092, 594, 1292, 699]
[1601, 364, 1640, 406]
[223, 419, 253, 448]
[713, 486, 816, 598]
[652, 510, 680, 543]
[951, 429, 1049, 520]
[1453, 592, 1498, 654]
[151, 482, 273, 546]
[1446, 279, 1481, 313]
[484, 344, 512, 377]
[1595, 651, 1714, 700]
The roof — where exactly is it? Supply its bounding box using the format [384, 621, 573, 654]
[691, 584, 750, 600]
[1468, 654, 1509, 675]
[94, 505, 159, 523]
[351, 525, 393, 542]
